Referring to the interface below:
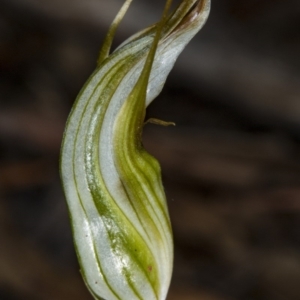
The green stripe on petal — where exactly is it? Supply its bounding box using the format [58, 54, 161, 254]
[60, 1, 210, 300]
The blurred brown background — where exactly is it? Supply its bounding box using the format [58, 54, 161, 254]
[1, 0, 300, 299]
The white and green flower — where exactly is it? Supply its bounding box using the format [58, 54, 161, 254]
[60, 0, 210, 299]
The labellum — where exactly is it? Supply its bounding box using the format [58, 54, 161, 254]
[60, 0, 210, 299]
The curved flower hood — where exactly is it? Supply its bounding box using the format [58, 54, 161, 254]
[60, 1, 210, 299]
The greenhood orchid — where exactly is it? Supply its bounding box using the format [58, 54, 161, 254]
[60, 0, 210, 299]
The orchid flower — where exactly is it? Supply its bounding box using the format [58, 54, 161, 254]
[60, 0, 210, 299]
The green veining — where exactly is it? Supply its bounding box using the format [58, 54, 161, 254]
[60, 1, 210, 299]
